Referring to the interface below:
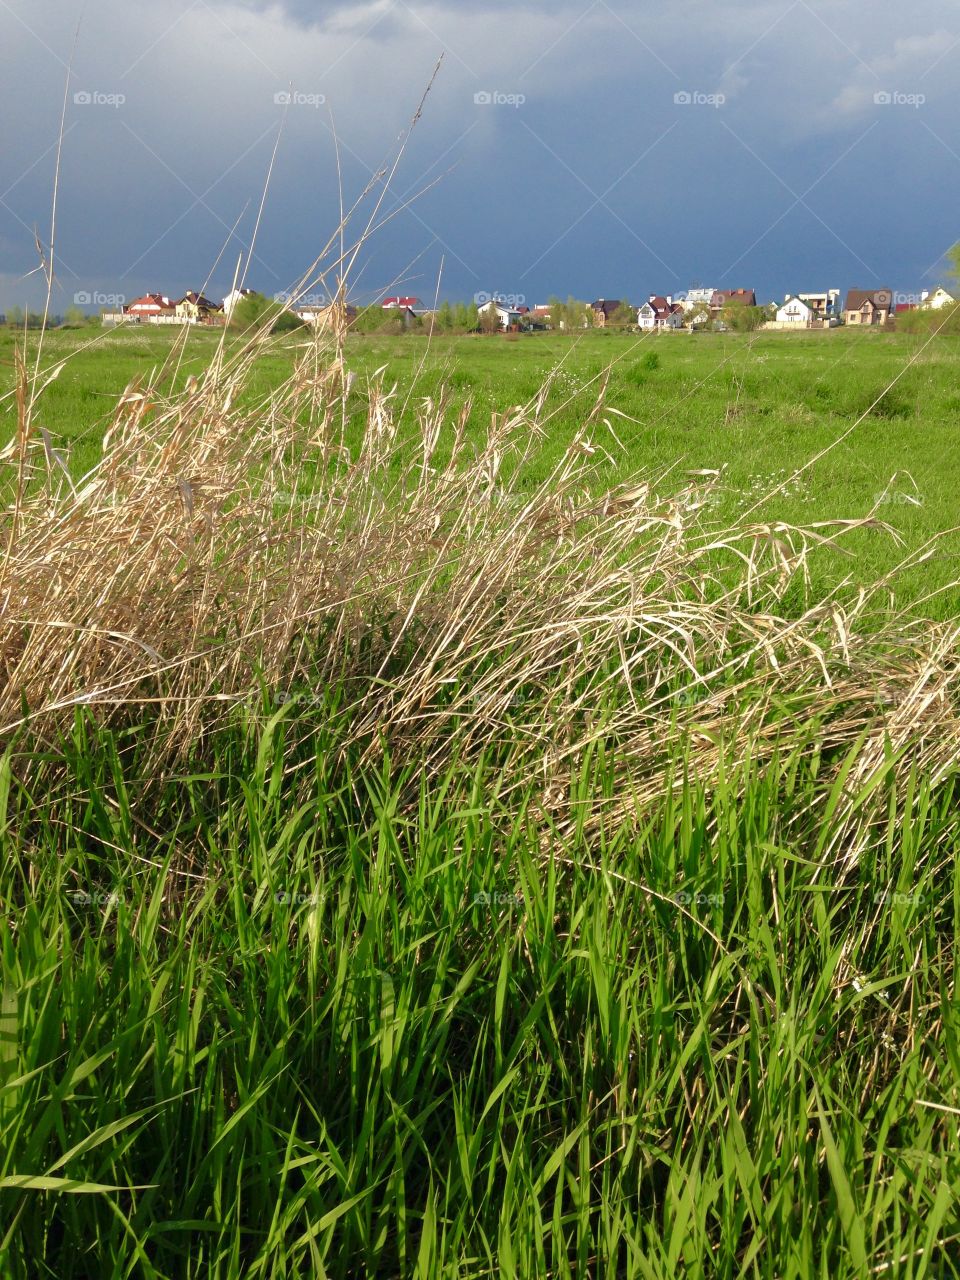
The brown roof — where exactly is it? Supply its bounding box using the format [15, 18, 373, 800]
[711, 288, 756, 308]
[178, 292, 218, 309]
[646, 296, 683, 319]
[844, 289, 892, 312]
[591, 299, 623, 316]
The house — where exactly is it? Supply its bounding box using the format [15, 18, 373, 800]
[679, 287, 715, 314]
[637, 295, 684, 331]
[222, 287, 254, 317]
[710, 288, 757, 315]
[920, 287, 955, 309]
[842, 289, 893, 325]
[175, 292, 221, 323]
[298, 302, 358, 329]
[478, 299, 522, 330]
[797, 289, 840, 319]
[125, 293, 175, 321]
[775, 295, 817, 326]
[382, 295, 421, 310]
[591, 299, 626, 327]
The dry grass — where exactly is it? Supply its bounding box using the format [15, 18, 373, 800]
[2, 310, 960, 874]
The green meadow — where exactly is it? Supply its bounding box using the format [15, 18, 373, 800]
[2, 318, 960, 1277]
[3, 323, 958, 614]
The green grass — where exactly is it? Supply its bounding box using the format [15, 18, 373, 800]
[2, 700, 959, 1278]
[3, 324, 960, 615]
[3, 320, 960, 1277]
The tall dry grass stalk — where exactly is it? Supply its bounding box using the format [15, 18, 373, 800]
[2, 305, 960, 869]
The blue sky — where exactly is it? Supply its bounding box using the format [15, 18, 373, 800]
[2, 0, 959, 312]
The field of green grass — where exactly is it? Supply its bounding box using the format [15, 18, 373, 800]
[3, 323, 959, 616]
[2, 319, 960, 1277]
[4, 706, 959, 1278]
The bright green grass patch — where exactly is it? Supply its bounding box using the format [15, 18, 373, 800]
[1, 701, 959, 1278]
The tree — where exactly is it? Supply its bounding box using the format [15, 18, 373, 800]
[62, 305, 88, 327]
[229, 291, 304, 333]
[686, 302, 711, 329]
[549, 296, 591, 331]
[436, 300, 454, 332]
[722, 302, 765, 332]
[350, 305, 385, 334]
[6, 305, 24, 328]
[379, 311, 407, 336]
[453, 302, 475, 332]
[478, 302, 501, 334]
[946, 241, 960, 293]
[611, 300, 636, 327]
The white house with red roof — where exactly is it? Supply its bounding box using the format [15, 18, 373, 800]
[637, 295, 684, 331]
[125, 293, 175, 320]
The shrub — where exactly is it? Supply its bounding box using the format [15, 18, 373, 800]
[229, 291, 305, 333]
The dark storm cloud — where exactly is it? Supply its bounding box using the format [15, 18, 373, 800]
[2, 0, 960, 311]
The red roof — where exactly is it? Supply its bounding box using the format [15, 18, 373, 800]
[127, 293, 174, 312]
[895, 303, 917, 314]
[382, 296, 420, 308]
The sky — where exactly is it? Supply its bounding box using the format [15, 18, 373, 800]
[1, 0, 959, 313]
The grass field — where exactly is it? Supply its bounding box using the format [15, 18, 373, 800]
[2, 317, 960, 1277]
[3, 323, 959, 617]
